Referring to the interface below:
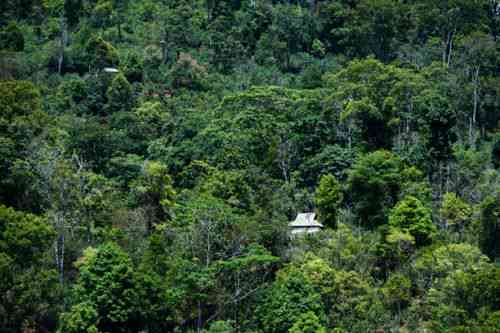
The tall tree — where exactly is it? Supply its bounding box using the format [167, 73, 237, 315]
[131, 161, 176, 232]
[414, 0, 489, 67]
[315, 174, 343, 229]
[389, 195, 436, 246]
[106, 73, 133, 114]
[59, 243, 142, 332]
[347, 150, 408, 228]
[0, 205, 59, 333]
[479, 194, 500, 259]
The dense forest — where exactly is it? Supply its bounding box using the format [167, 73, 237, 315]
[1, 0, 500, 332]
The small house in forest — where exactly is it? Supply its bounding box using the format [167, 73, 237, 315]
[289, 213, 323, 235]
[103, 67, 119, 73]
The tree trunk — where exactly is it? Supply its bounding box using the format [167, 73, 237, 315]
[443, 29, 455, 67]
[207, 0, 215, 22]
[55, 231, 65, 285]
[235, 269, 240, 332]
[57, 16, 66, 75]
[118, 21, 122, 41]
[447, 31, 454, 67]
[470, 67, 480, 147]
[197, 300, 202, 333]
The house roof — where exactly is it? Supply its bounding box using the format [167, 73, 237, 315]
[104, 67, 119, 73]
[289, 213, 324, 228]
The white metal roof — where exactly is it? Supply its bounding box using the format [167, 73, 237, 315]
[104, 67, 119, 73]
[289, 213, 324, 228]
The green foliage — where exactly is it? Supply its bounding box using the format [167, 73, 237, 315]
[347, 150, 406, 228]
[478, 311, 500, 332]
[440, 192, 472, 238]
[131, 161, 176, 230]
[0, 79, 45, 205]
[2, 1, 500, 332]
[389, 196, 436, 247]
[289, 311, 326, 333]
[106, 73, 133, 113]
[90, 1, 113, 29]
[375, 227, 415, 276]
[215, 244, 279, 322]
[329, 269, 376, 329]
[267, 4, 316, 71]
[326, 58, 400, 149]
[54, 74, 88, 114]
[0, 22, 24, 52]
[301, 62, 324, 89]
[0, 80, 41, 119]
[0, 205, 59, 333]
[64, 0, 85, 27]
[414, 85, 457, 162]
[493, 138, 500, 169]
[479, 194, 500, 259]
[382, 273, 411, 312]
[160, 0, 203, 55]
[299, 144, 356, 186]
[315, 174, 343, 228]
[340, 0, 407, 61]
[257, 267, 325, 333]
[205, 320, 235, 333]
[122, 52, 143, 83]
[169, 53, 207, 90]
[200, 168, 253, 210]
[85, 36, 119, 71]
[60, 243, 141, 333]
[58, 302, 100, 333]
[0, 205, 55, 263]
[413, 243, 489, 291]
[64, 117, 127, 173]
[317, 223, 377, 273]
[428, 264, 500, 331]
[106, 154, 143, 187]
[311, 39, 326, 59]
[133, 101, 171, 138]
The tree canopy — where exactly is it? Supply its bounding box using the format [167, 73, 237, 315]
[1, 0, 500, 332]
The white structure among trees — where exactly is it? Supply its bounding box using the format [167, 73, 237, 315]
[289, 213, 323, 235]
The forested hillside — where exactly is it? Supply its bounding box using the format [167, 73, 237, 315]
[1, 0, 500, 332]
